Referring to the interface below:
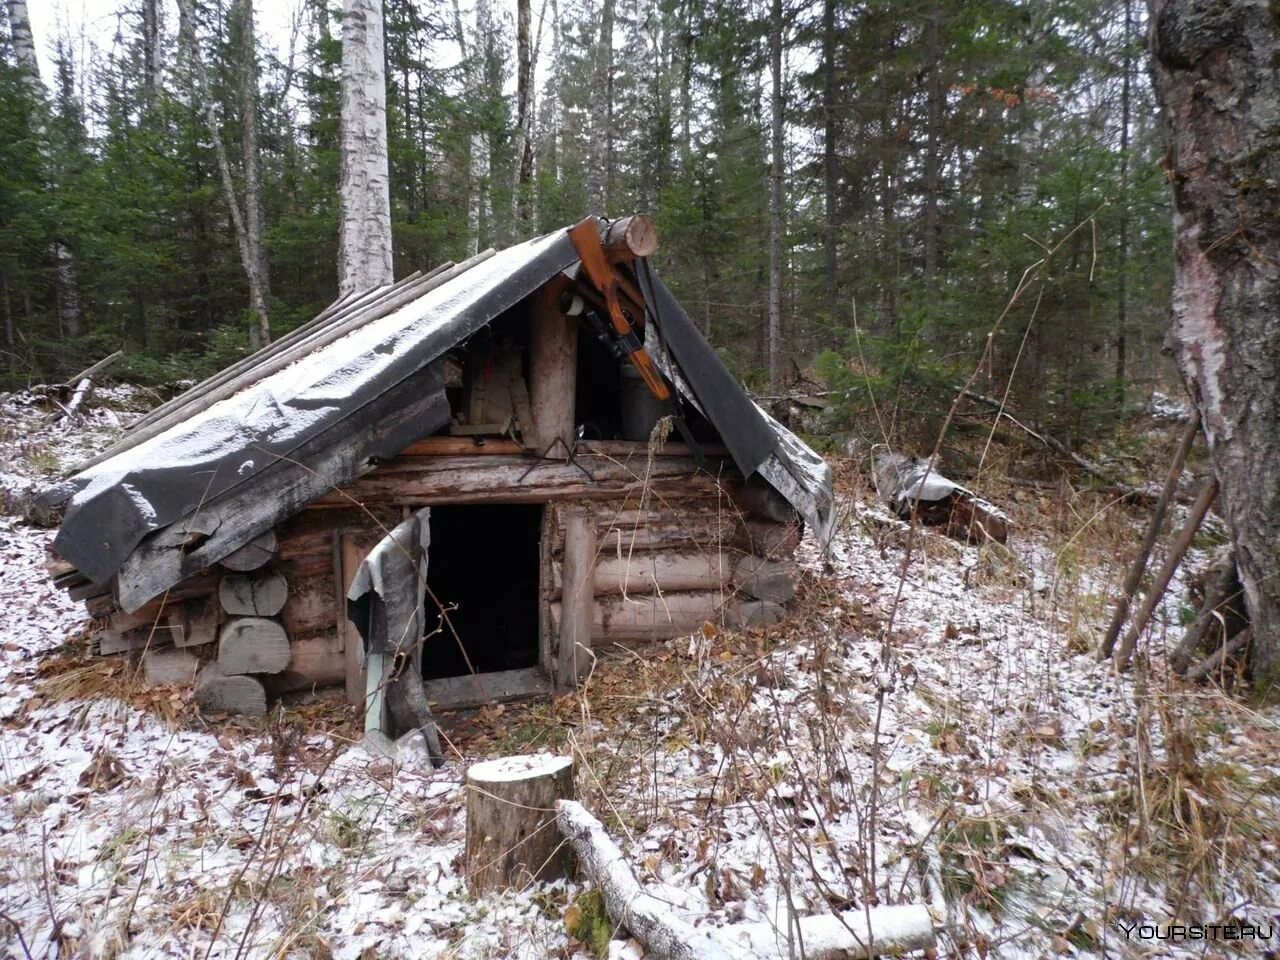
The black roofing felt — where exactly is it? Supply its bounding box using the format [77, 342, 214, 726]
[50, 223, 824, 595]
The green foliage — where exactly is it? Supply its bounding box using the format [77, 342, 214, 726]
[0, 0, 1169, 446]
[565, 888, 614, 958]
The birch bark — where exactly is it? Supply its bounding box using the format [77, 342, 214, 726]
[339, 0, 394, 295]
[767, 0, 784, 390]
[1150, 0, 1280, 682]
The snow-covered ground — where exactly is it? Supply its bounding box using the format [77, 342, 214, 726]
[1, 388, 1277, 959]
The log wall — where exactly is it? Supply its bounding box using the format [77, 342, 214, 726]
[87, 446, 804, 712]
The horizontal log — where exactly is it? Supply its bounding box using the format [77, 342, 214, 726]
[552, 590, 723, 642]
[195, 664, 266, 717]
[143, 648, 199, 687]
[425, 667, 553, 710]
[735, 519, 802, 559]
[554, 550, 733, 596]
[602, 214, 659, 260]
[219, 530, 278, 571]
[558, 504, 743, 555]
[397, 437, 728, 459]
[732, 557, 798, 604]
[262, 635, 346, 694]
[280, 574, 338, 638]
[309, 454, 739, 508]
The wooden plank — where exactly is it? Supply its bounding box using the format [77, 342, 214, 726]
[425, 668, 552, 710]
[115, 366, 450, 612]
[558, 510, 596, 690]
[338, 533, 375, 706]
[528, 275, 576, 457]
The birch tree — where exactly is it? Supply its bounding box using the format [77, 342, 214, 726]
[339, 0, 394, 294]
[176, 0, 272, 347]
[1149, 0, 1280, 683]
[766, 0, 784, 389]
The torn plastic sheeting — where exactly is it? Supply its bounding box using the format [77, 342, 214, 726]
[346, 509, 431, 658]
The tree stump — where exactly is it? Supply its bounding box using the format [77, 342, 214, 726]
[465, 754, 575, 895]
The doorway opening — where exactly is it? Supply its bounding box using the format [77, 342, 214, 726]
[422, 503, 543, 680]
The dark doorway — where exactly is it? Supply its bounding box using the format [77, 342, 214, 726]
[422, 504, 543, 680]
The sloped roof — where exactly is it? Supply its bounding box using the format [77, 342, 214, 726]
[49, 222, 834, 603]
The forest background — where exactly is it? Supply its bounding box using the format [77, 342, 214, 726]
[1, 0, 1166, 451]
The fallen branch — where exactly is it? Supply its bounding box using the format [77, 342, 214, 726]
[1100, 412, 1201, 660]
[64, 349, 123, 386]
[958, 387, 1105, 477]
[1184, 628, 1251, 683]
[1170, 550, 1241, 674]
[556, 800, 936, 959]
[1114, 478, 1219, 670]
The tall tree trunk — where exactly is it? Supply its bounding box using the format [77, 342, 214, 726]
[767, 0, 784, 390]
[1114, 0, 1131, 412]
[516, 0, 534, 228]
[5, 1, 40, 95]
[821, 0, 838, 326]
[143, 0, 161, 97]
[588, 0, 615, 214]
[177, 0, 272, 346]
[1150, 0, 1280, 683]
[237, 0, 271, 347]
[451, 0, 483, 255]
[921, 5, 943, 291]
[8, 0, 84, 344]
[339, 0, 394, 295]
[679, 0, 692, 167]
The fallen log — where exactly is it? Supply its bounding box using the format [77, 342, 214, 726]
[556, 800, 936, 960]
[873, 453, 1009, 544]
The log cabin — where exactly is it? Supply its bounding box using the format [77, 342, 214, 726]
[41, 216, 834, 735]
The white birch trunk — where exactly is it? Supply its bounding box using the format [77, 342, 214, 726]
[339, 0, 394, 296]
[5, 1, 41, 95]
[767, 0, 784, 390]
[238, 0, 271, 346]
